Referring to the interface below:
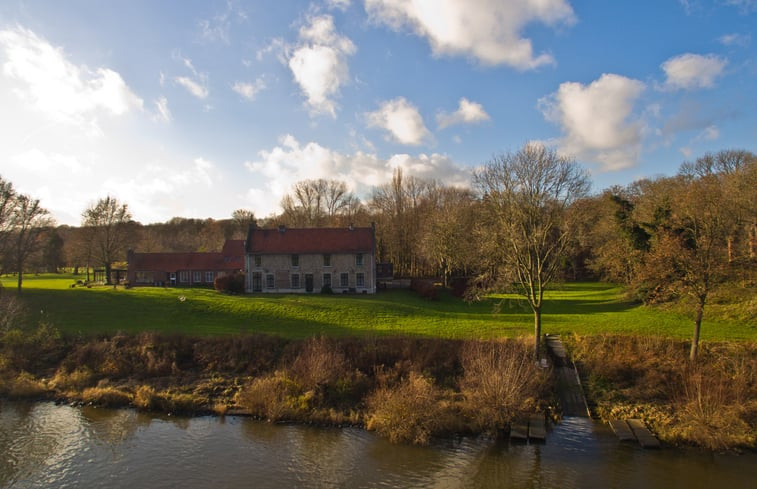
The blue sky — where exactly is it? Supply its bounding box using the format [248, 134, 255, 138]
[0, 0, 754, 225]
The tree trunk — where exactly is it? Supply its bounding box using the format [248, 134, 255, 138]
[690, 298, 705, 362]
[105, 262, 112, 285]
[533, 307, 542, 360]
[16, 269, 23, 293]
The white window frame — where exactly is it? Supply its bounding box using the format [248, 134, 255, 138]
[356, 272, 365, 288]
[205, 271, 214, 283]
[340, 272, 349, 288]
[323, 254, 331, 267]
[179, 271, 189, 283]
[291, 254, 299, 267]
[322, 273, 331, 288]
[253, 255, 262, 267]
[193, 271, 202, 283]
[355, 253, 364, 266]
[266, 274, 275, 289]
[291, 273, 300, 289]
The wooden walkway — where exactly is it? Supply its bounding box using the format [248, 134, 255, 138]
[509, 414, 547, 443]
[545, 334, 591, 418]
[608, 419, 660, 448]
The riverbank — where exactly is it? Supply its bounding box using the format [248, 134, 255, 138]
[564, 334, 757, 451]
[0, 328, 552, 445]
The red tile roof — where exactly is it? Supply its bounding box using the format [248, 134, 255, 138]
[129, 240, 244, 272]
[247, 227, 374, 254]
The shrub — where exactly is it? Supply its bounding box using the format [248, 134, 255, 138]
[460, 339, 546, 434]
[214, 272, 245, 294]
[50, 366, 97, 392]
[6, 371, 47, 399]
[289, 337, 348, 390]
[365, 372, 446, 445]
[235, 372, 301, 422]
[134, 385, 159, 410]
[82, 387, 133, 408]
[410, 278, 438, 300]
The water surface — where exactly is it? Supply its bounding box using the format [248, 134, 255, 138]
[1, 402, 754, 488]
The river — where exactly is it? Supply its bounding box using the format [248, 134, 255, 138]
[1, 401, 754, 488]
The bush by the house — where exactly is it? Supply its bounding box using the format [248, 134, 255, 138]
[214, 272, 245, 294]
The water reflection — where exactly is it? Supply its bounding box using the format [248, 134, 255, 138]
[1, 402, 755, 489]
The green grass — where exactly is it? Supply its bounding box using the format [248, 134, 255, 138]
[1, 274, 754, 341]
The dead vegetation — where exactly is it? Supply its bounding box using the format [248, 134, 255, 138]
[567, 334, 757, 450]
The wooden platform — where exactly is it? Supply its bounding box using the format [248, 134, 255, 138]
[626, 419, 661, 448]
[546, 335, 590, 418]
[510, 420, 529, 440]
[528, 414, 546, 440]
[608, 419, 636, 442]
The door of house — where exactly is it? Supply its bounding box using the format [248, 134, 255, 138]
[305, 274, 314, 292]
[170, 272, 176, 286]
[252, 272, 263, 292]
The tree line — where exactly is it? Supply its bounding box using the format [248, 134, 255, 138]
[1, 146, 754, 359]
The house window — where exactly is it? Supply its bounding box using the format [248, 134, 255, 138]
[340, 273, 349, 288]
[205, 271, 214, 283]
[355, 253, 364, 266]
[291, 273, 300, 289]
[291, 254, 299, 267]
[266, 274, 275, 289]
[135, 271, 154, 284]
[193, 271, 202, 283]
[323, 254, 331, 267]
[323, 273, 331, 288]
[253, 255, 262, 267]
[356, 273, 365, 288]
[179, 271, 189, 283]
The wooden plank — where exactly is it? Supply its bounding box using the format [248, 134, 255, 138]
[608, 419, 636, 442]
[627, 419, 661, 448]
[528, 414, 546, 440]
[510, 420, 529, 441]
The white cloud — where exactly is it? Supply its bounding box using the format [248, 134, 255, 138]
[0, 26, 143, 128]
[232, 78, 266, 100]
[326, 0, 351, 10]
[287, 15, 356, 117]
[718, 33, 751, 46]
[539, 73, 646, 171]
[366, 97, 431, 145]
[153, 96, 171, 123]
[198, 1, 247, 44]
[437, 97, 490, 129]
[175, 75, 209, 98]
[723, 0, 757, 13]
[243, 134, 468, 216]
[365, 0, 576, 70]
[660, 53, 727, 90]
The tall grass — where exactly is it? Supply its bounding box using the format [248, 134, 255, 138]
[567, 335, 757, 449]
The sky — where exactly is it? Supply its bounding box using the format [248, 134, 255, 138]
[0, 0, 755, 225]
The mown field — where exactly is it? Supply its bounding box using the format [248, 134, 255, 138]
[2, 274, 753, 341]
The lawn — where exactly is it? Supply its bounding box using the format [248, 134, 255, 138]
[1, 274, 754, 341]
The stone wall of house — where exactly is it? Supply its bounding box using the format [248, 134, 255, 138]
[246, 252, 375, 294]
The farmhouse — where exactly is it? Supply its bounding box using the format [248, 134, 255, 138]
[245, 225, 376, 294]
[126, 240, 245, 287]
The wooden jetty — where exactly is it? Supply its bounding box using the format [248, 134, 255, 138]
[608, 419, 636, 442]
[545, 334, 591, 418]
[509, 414, 547, 442]
[528, 414, 547, 441]
[510, 420, 529, 441]
[626, 419, 661, 448]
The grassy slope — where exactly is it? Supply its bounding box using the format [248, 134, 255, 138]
[2, 274, 753, 340]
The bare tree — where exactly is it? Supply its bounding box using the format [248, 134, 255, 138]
[81, 196, 133, 284]
[473, 144, 590, 358]
[9, 194, 52, 292]
[0, 176, 16, 272]
[280, 179, 360, 227]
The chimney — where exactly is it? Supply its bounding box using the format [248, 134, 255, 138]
[278, 224, 286, 233]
